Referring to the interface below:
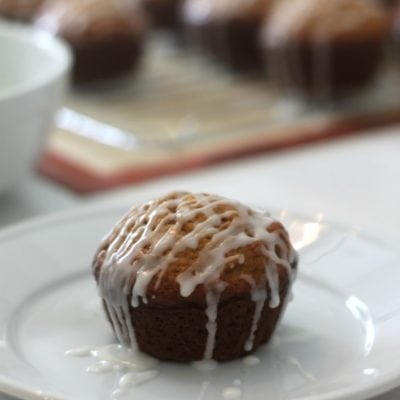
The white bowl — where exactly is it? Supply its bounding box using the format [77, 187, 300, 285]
[0, 21, 71, 194]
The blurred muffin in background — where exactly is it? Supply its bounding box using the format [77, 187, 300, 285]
[182, 0, 272, 71]
[394, 3, 400, 51]
[35, 0, 148, 84]
[0, 0, 44, 22]
[141, 0, 183, 31]
[261, 0, 390, 100]
[380, 0, 399, 10]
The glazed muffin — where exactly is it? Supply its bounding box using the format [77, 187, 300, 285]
[92, 192, 298, 362]
[182, 0, 272, 71]
[0, 0, 44, 22]
[261, 0, 390, 99]
[140, 0, 183, 30]
[35, 0, 147, 84]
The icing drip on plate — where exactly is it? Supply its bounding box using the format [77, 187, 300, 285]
[66, 344, 159, 398]
[97, 192, 297, 359]
[222, 386, 242, 399]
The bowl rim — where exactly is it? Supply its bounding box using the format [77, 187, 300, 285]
[0, 20, 72, 102]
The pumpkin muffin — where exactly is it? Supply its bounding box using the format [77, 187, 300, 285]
[35, 0, 148, 84]
[261, 0, 390, 99]
[140, 0, 183, 30]
[182, 0, 272, 71]
[93, 192, 298, 362]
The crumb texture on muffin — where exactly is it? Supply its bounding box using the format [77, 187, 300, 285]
[93, 191, 297, 361]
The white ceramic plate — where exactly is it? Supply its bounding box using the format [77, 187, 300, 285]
[0, 204, 400, 400]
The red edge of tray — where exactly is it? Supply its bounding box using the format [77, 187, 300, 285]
[38, 108, 400, 194]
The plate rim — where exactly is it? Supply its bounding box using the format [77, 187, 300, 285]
[0, 201, 399, 400]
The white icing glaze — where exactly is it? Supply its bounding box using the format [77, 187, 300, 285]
[244, 286, 267, 352]
[191, 359, 219, 371]
[204, 282, 227, 359]
[242, 355, 260, 366]
[111, 388, 128, 399]
[97, 192, 297, 360]
[91, 344, 159, 370]
[118, 370, 159, 387]
[285, 356, 316, 382]
[86, 360, 115, 374]
[222, 386, 242, 400]
[64, 347, 92, 357]
[66, 343, 160, 398]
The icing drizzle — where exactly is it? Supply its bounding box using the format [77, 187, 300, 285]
[97, 192, 297, 360]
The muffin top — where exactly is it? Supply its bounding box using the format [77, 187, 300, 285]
[183, 0, 272, 25]
[35, 0, 147, 43]
[264, 0, 390, 45]
[0, 0, 44, 20]
[93, 191, 297, 308]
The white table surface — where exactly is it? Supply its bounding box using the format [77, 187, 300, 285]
[1, 125, 400, 400]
